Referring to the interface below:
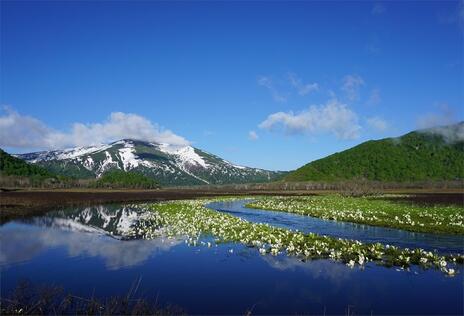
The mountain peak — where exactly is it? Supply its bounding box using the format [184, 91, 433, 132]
[16, 140, 285, 186]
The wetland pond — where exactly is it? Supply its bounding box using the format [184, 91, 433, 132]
[1, 200, 462, 315]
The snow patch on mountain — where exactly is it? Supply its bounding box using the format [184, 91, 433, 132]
[82, 156, 95, 171]
[158, 143, 208, 168]
[97, 151, 120, 176]
[118, 145, 139, 171]
[55, 144, 109, 160]
[175, 146, 208, 168]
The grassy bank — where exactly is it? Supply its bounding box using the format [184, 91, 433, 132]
[127, 199, 463, 275]
[246, 195, 464, 235]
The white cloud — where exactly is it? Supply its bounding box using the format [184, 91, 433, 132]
[416, 104, 455, 129]
[248, 130, 259, 141]
[259, 99, 361, 140]
[287, 72, 319, 96]
[423, 122, 464, 143]
[424, 123, 464, 143]
[416, 104, 463, 142]
[366, 116, 388, 132]
[341, 74, 364, 101]
[0, 106, 190, 150]
[372, 3, 386, 15]
[0, 106, 52, 148]
[257, 75, 287, 102]
[416, 104, 464, 142]
[366, 88, 381, 106]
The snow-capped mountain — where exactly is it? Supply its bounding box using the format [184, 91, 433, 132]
[16, 139, 286, 185]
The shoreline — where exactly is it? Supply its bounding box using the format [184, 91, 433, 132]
[0, 189, 312, 222]
[1, 188, 462, 223]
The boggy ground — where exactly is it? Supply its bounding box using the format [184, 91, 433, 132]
[247, 194, 464, 235]
[0, 188, 314, 222]
[1, 188, 462, 222]
[385, 193, 464, 206]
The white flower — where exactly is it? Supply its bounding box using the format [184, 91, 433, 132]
[358, 254, 365, 265]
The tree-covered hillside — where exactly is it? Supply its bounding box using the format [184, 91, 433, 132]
[0, 149, 54, 177]
[94, 170, 160, 189]
[286, 123, 464, 182]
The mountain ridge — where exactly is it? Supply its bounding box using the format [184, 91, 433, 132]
[16, 139, 286, 186]
[285, 122, 464, 182]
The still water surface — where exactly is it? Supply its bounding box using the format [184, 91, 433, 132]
[0, 202, 462, 315]
[208, 200, 464, 254]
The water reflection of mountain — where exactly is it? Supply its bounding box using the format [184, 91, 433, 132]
[0, 204, 182, 269]
[24, 205, 147, 237]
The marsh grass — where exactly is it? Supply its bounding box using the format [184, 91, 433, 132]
[127, 199, 463, 276]
[246, 195, 464, 235]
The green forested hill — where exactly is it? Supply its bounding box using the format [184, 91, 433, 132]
[0, 148, 54, 177]
[1, 149, 161, 189]
[94, 170, 160, 189]
[286, 123, 464, 182]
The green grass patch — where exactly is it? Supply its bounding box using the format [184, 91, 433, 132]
[246, 195, 464, 235]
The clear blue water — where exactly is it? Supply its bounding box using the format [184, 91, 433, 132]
[0, 203, 462, 315]
[208, 200, 464, 254]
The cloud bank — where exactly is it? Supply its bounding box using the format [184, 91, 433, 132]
[423, 123, 464, 143]
[259, 99, 361, 140]
[417, 104, 463, 142]
[417, 104, 456, 130]
[0, 107, 190, 150]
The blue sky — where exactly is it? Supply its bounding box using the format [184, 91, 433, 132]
[1, 1, 463, 171]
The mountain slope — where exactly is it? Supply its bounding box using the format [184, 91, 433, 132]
[17, 139, 286, 186]
[0, 148, 54, 177]
[286, 122, 464, 182]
